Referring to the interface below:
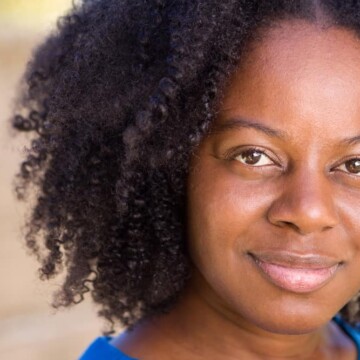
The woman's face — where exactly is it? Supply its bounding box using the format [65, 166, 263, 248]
[187, 20, 360, 335]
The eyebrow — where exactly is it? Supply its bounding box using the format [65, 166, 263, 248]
[210, 117, 287, 140]
[211, 116, 360, 147]
[342, 135, 360, 146]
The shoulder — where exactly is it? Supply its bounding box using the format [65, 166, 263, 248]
[78, 336, 138, 360]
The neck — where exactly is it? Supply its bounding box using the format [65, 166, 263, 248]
[112, 273, 354, 360]
[148, 288, 327, 359]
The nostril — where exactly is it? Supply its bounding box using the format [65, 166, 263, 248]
[276, 220, 301, 232]
[272, 219, 335, 236]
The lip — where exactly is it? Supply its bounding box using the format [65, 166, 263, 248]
[249, 251, 341, 293]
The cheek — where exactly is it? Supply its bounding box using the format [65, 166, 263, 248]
[186, 162, 273, 272]
[337, 193, 360, 251]
[186, 157, 360, 333]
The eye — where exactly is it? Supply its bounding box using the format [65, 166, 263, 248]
[234, 148, 275, 167]
[336, 158, 360, 175]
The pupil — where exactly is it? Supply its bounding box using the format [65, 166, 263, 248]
[346, 159, 360, 173]
[242, 150, 261, 165]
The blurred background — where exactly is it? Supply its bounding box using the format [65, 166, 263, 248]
[0, 1, 105, 359]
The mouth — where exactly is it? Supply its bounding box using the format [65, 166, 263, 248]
[248, 251, 342, 294]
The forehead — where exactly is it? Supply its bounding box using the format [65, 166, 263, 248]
[217, 20, 360, 141]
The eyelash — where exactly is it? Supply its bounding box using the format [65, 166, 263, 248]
[225, 147, 279, 168]
[225, 147, 360, 176]
[334, 158, 360, 176]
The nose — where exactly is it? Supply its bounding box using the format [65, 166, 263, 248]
[267, 170, 339, 235]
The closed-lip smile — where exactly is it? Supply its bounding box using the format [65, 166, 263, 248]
[248, 251, 342, 293]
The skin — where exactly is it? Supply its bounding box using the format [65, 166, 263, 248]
[111, 20, 360, 359]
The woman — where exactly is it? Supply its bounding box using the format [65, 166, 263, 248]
[13, 0, 360, 358]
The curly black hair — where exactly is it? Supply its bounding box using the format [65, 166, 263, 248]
[12, 0, 360, 335]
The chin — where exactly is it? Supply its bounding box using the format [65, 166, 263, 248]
[255, 318, 322, 335]
[242, 306, 332, 335]
[226, 292, 337, 336]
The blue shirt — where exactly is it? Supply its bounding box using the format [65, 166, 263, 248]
[333, 315, 360, 359]
[78, 336, 137, 360]
[78, 316, 360, 360]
